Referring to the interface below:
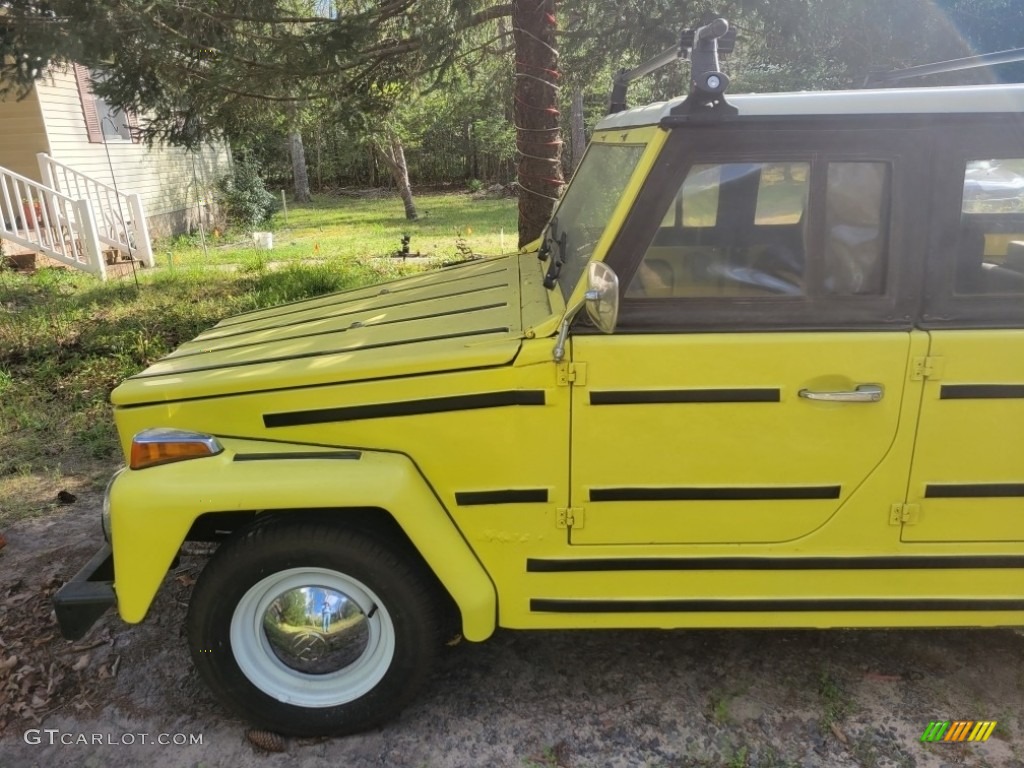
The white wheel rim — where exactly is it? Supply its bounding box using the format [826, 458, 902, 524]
[230, 567, 395, 708]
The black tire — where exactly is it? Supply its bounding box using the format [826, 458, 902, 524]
[186, 521, 443, 736]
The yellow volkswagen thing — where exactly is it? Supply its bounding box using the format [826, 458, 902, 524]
[55, 21, 1024, 736]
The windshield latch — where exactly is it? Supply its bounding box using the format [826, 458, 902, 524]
[542, 230, 567, 289]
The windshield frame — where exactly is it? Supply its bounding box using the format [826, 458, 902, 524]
[543, 126, 665, 304]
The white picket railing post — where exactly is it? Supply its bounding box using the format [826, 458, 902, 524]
[74, 197, 106, 281]
[128, 193, 154, 267]
[37, 153, 56, 192]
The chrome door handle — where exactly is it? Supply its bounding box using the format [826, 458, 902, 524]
[798, 384, 884, 403]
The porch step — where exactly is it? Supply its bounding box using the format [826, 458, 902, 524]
[2, 240, 142, 279]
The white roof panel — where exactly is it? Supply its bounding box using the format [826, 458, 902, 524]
[596, 83, 1024, 131]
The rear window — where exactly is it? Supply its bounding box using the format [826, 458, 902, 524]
[956, 159, 1024, 295]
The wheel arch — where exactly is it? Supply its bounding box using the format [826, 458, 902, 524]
[188, 506, 460, 631]
[109, 443, 497, 641]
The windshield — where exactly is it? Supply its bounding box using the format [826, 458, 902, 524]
[545, 142, 647, 300]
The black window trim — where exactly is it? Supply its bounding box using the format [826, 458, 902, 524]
[579, 123, 928, 334]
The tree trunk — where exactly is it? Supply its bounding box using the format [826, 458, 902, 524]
[464, 120, 480, 182]
[288, 129, 312, 202]
[512, 0, 563, 247]
[570, 85, 586, 173]
[315, 126, 322, 191]
[375, 131, 418, 220]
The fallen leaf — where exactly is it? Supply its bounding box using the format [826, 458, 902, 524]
[829, 722, 849, 745]
[175, 574, 196, 587]
[72, 654, 90, 672]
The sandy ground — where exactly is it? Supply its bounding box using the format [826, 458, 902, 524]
[1, 498, 1022, 768]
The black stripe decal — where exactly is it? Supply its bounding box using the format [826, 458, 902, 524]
[926, 483, 1024, 498]
[591, 388, 780, 405]
[456, 489, 549, 506]
[526, 555, 1024, 573]
[265, 390, 546, 428]
[531, 598, 1024, 613]
[168, 302, 508, 360]
[233, 451, 362, 462]
[590, 486, 841, 502]
[940, 384, 1024, 400]
[197, 283, 509, 342]
[131, 327, 510, 379]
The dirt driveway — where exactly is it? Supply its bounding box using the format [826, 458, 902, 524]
[1, 499, 1022, 768]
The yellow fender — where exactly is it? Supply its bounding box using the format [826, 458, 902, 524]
[108, 438, 497, 641]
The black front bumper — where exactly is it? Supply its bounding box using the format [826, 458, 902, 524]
[53, 544, 116, 640]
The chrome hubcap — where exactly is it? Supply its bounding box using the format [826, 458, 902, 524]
[262, 586, 370, 674]
[230, 567, 396, 708]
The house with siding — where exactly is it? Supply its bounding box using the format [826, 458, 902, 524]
[1, 64, 231, 278]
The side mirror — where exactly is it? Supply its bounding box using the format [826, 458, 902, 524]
[552, 261, 620, 362]
[584, 261, 619, 334]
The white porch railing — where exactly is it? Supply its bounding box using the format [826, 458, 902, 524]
[0, 165, 106, 279]
[37, 153, 154, 268]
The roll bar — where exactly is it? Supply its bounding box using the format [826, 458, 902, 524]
[608, 18, 736, 116]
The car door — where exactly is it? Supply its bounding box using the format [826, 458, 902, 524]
[907, 121, 1024, 543]
[568, 126, 927, 547]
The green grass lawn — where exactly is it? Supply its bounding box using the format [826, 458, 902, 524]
[0, 191, 518, 525]
[164, 191, 519, 268]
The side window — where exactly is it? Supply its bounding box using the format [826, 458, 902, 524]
[627, 160, 890, 300]
[629, 162, 809, 299]
[955, 159, 1024, 295]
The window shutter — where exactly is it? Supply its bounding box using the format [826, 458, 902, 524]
[73, 64, 103, 143]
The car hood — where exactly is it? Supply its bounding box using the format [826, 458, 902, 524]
[111, 256, 527, 407]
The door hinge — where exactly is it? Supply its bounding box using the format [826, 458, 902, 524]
[911, 356, 944, 381]
[889, 503, 920, 525]
[556, 507, 585, 529]
[557, 362, 587, 386]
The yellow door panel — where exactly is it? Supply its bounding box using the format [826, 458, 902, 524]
[570, 332, 914, 545]
[905, 330, 1024, 542]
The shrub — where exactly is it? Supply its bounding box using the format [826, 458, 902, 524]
[216, 159, 280, 229]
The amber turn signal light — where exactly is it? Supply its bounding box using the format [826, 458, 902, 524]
[130, 428, 223, 470]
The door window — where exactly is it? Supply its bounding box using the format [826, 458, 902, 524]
[626, 159, 890, 302]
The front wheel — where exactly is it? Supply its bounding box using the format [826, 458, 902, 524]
[186, 521, 444, 736]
